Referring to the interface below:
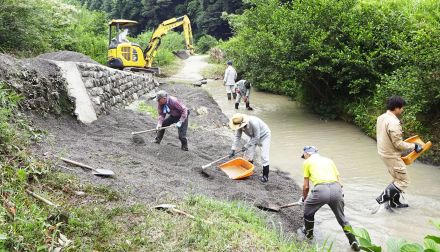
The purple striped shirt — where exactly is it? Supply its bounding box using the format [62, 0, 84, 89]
[157, 96, 188, 124]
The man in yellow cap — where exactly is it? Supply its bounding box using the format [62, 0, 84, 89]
[229, 113, 271, 182]
[299, 146, 360, 251]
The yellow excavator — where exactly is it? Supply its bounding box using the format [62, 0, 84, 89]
[107, 15, 194, 73]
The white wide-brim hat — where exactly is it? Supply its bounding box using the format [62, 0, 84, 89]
[229, 113, 249, 130]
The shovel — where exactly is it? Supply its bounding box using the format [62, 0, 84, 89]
[131, 124, 175, 135]
[256, 202, 302, 212]
[200, 150, 243, 176]
[61, 157, 115, 177]
[152, 204, 212, 224]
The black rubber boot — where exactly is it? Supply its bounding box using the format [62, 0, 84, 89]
[303, 219, 314, 240]
[153, 130, 165, 144]
[376, 183, 394, 204]
[180, 138, 189, 151]
[227, 93, 231, 100]
[260, 165, 269, 183]
[232, 93, 237, 99]
[235, 103, 239, 109]
[344, 226, 360, 251]
[246, 102, 253, 111]
[389, 184, 409, 208]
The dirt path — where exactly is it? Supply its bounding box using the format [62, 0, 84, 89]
[168, 55, 209, 81]
[30, 56, 303, 235]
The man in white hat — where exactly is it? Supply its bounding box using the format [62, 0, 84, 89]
[299, 146, 360, 251]
[229, 113, 271, 182]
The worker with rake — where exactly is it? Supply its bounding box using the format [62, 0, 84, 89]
[229, 113, 271, 182]
[153, 90, 189, 151]
[299, 146, 360, 251]
[234, 79, 253, 111]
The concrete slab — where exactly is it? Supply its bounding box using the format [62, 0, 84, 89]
[53, 61, 97, 123]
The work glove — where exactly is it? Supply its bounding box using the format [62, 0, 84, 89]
[229, 150, 235, 158]
[297, 196, 305, 206]
[241, 146, 248, 152]
[414, 143, 423, 153]
[156, 123, 162, 130]
[176, 121, 182, 128]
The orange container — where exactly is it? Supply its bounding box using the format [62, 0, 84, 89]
[218, 158, 254, 180]
[401, 135, 432, 165]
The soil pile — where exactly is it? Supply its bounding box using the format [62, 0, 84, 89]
[0, 53, 71, 114]
[38, 51, 99, 64]
[30, 83, 303, 234]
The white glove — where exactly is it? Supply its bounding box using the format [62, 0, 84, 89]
[176, 121, 182, 128]
[297, 197, 305, 206]
[156, 123, 162, 130]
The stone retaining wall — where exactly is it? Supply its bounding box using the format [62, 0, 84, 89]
[76, 63, 157, 116]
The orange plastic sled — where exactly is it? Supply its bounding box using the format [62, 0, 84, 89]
[218, 158, 254, 180]
[401, 135, 432, 165]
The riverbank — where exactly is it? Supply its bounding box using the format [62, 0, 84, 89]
[0, 53, 310, 250]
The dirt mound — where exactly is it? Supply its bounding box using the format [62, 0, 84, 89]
[0, 53, 72, 114]
[38, 51, 99, 64]
[30, 83, 303, 234]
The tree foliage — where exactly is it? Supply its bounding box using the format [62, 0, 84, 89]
[0, 0, 108, 63]
[74, 0, 246, 39]
[222, 0, 440, 164]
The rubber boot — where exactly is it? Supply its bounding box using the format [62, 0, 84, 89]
[153, 130, 165, 144]
[260, 165, 269, 183]
[344, 226, 360, 251]
[227, 93, 231, 100]
[389, 184, 409, 208]
[302, 219, 314, 240]
[235, 102, 239, 109]
[180, 138, 189, 151]
[232, 93, 237, 100]
[375, 183, 394, 204]
[246, 102, 253, 111]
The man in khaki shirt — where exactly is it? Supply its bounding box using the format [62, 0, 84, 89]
[375, 96, 423, 209]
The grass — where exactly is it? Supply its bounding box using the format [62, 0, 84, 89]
[201, 63, 225, 79]
[157, 57, 183, 78]
[136, 101, 159, 119]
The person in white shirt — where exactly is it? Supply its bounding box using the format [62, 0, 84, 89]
[223, 60, 237, 100]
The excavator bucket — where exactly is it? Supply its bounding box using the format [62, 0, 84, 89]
[173, 50, 191, 60]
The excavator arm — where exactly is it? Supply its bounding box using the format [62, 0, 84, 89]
[144, 15, 194, 67]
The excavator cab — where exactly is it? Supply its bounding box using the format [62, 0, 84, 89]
[107, 16, 194, 74]
[107, 20, 147, 70]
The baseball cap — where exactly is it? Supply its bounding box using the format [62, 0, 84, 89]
[301, 146, 318, 159]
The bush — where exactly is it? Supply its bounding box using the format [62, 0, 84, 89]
[223, 0, 440, 164]
[196, 35, 219, 54]
[0, 0, 108, 63]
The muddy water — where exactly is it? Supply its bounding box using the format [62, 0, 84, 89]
[203, 80, 440, 250]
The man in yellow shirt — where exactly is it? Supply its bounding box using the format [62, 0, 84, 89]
[300, 146, 360, 251]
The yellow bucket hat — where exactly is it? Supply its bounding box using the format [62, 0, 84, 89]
[229, 113, 249, 130]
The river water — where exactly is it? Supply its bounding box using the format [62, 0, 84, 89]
[202, 79, 440, 251]
[170, 55, 440, 250]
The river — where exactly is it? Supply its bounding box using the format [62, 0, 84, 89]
[174, 56, 440, 251]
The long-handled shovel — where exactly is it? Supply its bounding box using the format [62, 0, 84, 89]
[131, 124, 175, 135]
[256, 202, 302, 212]
[61, 157, 115, 177]
[152, 204, 212, 224]
[200, 150, 243, 177]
